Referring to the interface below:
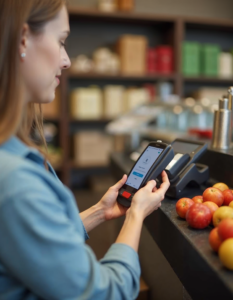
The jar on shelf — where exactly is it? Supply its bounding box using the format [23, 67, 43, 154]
[188, 104, 207, 129]
[118, 0, 134, 11]
[98, 0, 118, 12]
[167, 104, 188, 132]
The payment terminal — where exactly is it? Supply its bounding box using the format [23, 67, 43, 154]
[117, 141, 174, 207]
[165, 139, 209, 198]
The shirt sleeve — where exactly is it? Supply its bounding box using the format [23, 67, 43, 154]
[0, 169, 140, 300]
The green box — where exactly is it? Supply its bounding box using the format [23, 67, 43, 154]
[201, 44, 220, 77]
[182, 42, 201, 76]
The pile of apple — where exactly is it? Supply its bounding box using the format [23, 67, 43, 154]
[176, 182, 233, 270]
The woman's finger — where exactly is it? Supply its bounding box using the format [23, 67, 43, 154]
[112, 174, 127, 191]
[159, 171, 170, 194]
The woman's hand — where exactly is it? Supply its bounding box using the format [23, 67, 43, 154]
[97, 174, 128, 221]
[128, 171, 170, 220]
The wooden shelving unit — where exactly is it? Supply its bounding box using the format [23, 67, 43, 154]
[56, 6, 233, 187]
[68, 70, 177, 81]
[183, 76, 233, 83]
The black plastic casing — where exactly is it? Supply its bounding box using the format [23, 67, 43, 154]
[117, 142, 175, 207]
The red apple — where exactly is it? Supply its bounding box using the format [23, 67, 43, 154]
[203, 187, 224, 207]
[222, 189, 233, 206]
[176, 198, 194, 219]
[209, 227, 222, 252]
[186, 203, 212, 229]
[203, 201, 219, 220]
[218, 218, 233, 241]
[192, 195, 203, 204]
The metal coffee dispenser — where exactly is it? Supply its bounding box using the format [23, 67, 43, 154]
[211, 87, 233, 150]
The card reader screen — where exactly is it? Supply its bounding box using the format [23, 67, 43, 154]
[172, 141, 199, 154]
[126, 146, 163, 189]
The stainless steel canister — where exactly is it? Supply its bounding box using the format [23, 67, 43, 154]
[219, 97, 229, 110]
[211, 108, 232, 150]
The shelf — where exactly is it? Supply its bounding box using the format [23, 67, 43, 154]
[69, 161, 109, 170]
[68, 6, 176, 24]
[70, 118, 112, 123]
[184, 17, 233, 30]
[68, 6, 233, 29]
[183, 76, 233, 84]
[68, 71, 177, 81]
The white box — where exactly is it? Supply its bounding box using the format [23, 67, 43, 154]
[70, 87, 103, 119]
[104, 85, 125, 118]
[219, 52, 233, 78]
[124, 88, 150, 111]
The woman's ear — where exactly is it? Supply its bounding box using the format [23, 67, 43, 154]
[19, 23, 30, 59]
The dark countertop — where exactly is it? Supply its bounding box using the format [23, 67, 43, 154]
[110, 151, 233, 300]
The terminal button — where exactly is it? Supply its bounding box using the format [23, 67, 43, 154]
[122, 191, 131, 199]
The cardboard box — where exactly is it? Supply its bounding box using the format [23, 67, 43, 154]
[192, 87, 227, 104]
[117, 35, 148, 75]
[70, 87, 103, 120]
[73, 131, 113, 166]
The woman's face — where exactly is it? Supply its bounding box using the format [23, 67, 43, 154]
[20, 6, 71, 104]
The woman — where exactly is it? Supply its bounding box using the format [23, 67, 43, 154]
[0, 1, 170, 299]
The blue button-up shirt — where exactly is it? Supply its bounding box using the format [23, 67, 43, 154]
[0, 137, 140, 300]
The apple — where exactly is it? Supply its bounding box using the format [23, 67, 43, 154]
[218, 218, 233, 241]
[203, 201, 218, 221]
[229, 201, 233, 209]
[203, 187, 224, 207]
[186, 203, 212, 229]
[192, 195, 203, 204]
[219, 238, 233, 270]
[213, 182, 229, 192]
[222, 189, 233, 206]
[209, 227, 222, 252]
[176, 198, 194, 219]
[212, 206, 233, 227]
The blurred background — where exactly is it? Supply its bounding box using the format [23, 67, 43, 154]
[41, 1, 233, 299]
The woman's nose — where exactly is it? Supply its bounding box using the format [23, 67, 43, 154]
[61, 51, 71, 69]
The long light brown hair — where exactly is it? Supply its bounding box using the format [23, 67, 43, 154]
[0, 0, 65, 158]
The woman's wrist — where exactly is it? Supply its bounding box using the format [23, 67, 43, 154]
[126, 208, 144, 224]
[92, 202, 106, 222]
[80, 203, 106, 233]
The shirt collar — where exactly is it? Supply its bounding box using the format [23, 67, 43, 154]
[0, 136, 44, 161]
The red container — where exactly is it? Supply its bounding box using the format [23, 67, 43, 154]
[147, 48, 157, 73]
[155, 46, 173, 74]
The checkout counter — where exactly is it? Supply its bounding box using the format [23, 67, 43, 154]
[110, 141, 233, 300]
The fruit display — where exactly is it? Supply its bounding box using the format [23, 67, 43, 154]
[175, 181, 233, 270]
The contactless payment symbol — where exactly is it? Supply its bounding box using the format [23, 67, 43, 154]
[143, 156, 151, 164]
